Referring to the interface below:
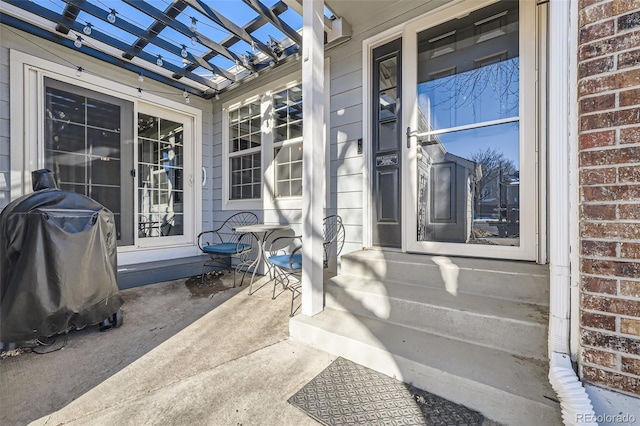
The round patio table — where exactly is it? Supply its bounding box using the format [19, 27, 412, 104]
[233, 224, 292, 295]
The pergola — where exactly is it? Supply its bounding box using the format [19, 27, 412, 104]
[0, 0, 347, 99]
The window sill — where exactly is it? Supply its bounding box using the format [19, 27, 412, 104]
[222, 198, 263, 211]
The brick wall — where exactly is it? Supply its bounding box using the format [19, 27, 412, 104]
[578, 0, 640, 397]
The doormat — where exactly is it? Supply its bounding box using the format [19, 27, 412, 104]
[288, 357, 485, 426]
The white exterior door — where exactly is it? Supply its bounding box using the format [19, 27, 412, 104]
[402, 0, 538, 260]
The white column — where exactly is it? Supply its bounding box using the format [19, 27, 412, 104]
[301, 0, 325, 316]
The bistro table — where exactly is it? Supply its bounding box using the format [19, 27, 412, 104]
[233, 224, 292, 295]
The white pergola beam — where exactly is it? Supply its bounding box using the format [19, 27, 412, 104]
[301, 0, 325, 317]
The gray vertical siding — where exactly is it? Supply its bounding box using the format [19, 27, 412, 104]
[0, 45, 10, 210]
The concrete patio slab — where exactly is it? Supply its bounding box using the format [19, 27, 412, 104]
[1, 274, 330, 426]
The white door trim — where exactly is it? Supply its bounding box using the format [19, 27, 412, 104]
[362, 0, 540, 261]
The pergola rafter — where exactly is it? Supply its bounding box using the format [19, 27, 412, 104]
[0, 0, 313, 97]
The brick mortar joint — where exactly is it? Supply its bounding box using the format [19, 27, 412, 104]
[581, 272, 640, 282]
[580, 307, 640, 319]
[581, 278, 640, 288]
[581, 359, 640, 379]
[582, 345, 639, 357]
[578, 54, 640, 69]
[581, 362, 640, 381]
[579, 128, 639, 137]
[579, 104, 640, 116]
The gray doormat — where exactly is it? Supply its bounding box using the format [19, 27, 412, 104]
[288, 357, 485, 425]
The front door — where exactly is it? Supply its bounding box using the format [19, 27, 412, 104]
[371, 39, 402, 248]
[398, 0, 536, 260]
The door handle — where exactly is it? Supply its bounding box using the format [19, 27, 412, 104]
[406, 127, 417, 148]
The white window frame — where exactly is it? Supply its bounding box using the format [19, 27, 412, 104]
[221, 73, 302, 211]
[9, 50, 203, 265]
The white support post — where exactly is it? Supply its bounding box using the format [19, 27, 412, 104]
[301, 0, 325, 317]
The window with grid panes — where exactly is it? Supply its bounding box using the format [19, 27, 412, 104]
[229, 100, 262, 199]
[273, 85, 302, 198]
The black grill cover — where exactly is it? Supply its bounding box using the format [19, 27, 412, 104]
[0, 185, 123, 343]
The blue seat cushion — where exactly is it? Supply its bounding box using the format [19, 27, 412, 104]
[268, 254, 303, 270]
[203, 242, 251, 255]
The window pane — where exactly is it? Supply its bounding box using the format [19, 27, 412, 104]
[88, 128, 120, 156]
[90, 186, 119, 214]
[380, 89, 397, 121]
[291, 161, 302, 180]
[277, 164, 290, 180]
[138, 114, 158, 139]
[277, 181, 290, 197]
[379, 57, 398, 91]
[417, 2, 519, 131]
[46, 87, 85, 124]
[46, 121, 86, 153]
[229, 153, 261, 200]
[138, 112, 185, 238]
[46, 152, 86, 185]
[274, 142, 302, 198]
[273, 84, 303, 144]
[416, 121, 520, 246]
[290, 179, 302, 196]
[87, 98, 120, 130]
[91, 157, 120, 186]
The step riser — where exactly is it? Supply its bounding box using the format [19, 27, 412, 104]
[325, 285, 547, 360]
[290, 319, 561, 426]
[341, 257, 549, 305]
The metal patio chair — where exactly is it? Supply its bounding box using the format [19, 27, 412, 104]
[197, 212, 259, 286]
[266, 215, 345, 316]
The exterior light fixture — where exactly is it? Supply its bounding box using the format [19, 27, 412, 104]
[107, 9, 117, 24]
[185, 94, 190, 104]
[242, 54, 253, 68]
[156, 55, 163, 67]
[269, 60, 276, 68]
[214, 90, 220, 100]
[191, 36, 198, 46]
[137, 88, 143, 97]
[83, 23, 92, 35]
[183, 89, 189, 98]
[138, 72, 144, 83]
[181, 45, 188, 58]
[268, 36, 282, 57]
[74, 36, 82, 48]
[75, 66, 83, 77]
[190, 17, 198, 32]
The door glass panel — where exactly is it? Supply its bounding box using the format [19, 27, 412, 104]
[137, 113, 185, 238]
[44, 82, 132, 245]
[416, 0, 520, 247]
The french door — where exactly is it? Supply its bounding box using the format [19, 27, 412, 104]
[43, 79, 194, 248]
[401, 0, 537, 260]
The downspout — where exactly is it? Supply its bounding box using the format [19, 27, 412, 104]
[546, 0, 596, 424]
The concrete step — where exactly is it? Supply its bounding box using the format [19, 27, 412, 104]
[290, 308, 561, 426]
[340, 250, 550, 306]
[325, 275, 548, 360]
